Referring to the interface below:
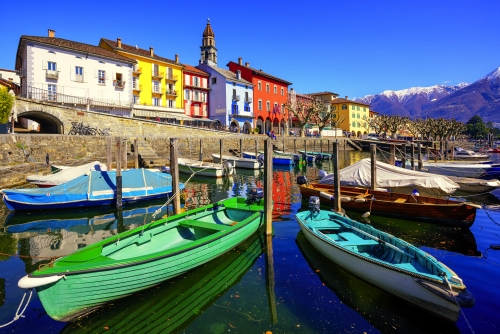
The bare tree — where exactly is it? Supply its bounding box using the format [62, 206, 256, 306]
[310, 100, 335, 133]
[385, 115, 407, 138]
[284, 98, 321, 137]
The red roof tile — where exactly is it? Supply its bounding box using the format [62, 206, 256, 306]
[100, 38, 182, 66]
[183, 64, 209, 76]
[227, 61, 292, 85]
[18, 36, 136, 64]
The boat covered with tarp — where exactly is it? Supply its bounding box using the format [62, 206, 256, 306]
[319, 158, 459, 197]
[2, 169, 182, 211]
[26, 161, 107, 188]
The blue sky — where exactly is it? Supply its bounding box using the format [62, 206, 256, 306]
[2, 0, 499, 98]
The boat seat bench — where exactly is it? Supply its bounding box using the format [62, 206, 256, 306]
[178, 219, 232, 231]
[336, 232, 379, 246]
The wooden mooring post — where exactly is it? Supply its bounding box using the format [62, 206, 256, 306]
[433, 142, 438, 162]
[199, 139, 203, 161]
[240, 139, 243, 158]
[122, 138, 127, 170]
[266, 234, 278, 324]
[410, 143, 415, 170]
[332, 141, 341, 213]
[417, 143, 422, 170]
[264, 139, 273, 235]
[219, 139, 223, 163]
[134, 139, 139, 169]
[402, 144, 407, 168]
[370, 144, 377, 191]
[115, 137, 122, 208]
[170, 138, 181, 214]
[107, 137, 112, 170]
[390, 144, 396, 166]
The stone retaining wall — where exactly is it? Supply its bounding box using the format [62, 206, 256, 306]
[0, 134, 347, 189]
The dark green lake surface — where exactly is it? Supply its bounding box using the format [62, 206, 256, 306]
[1, 150, 500, 333]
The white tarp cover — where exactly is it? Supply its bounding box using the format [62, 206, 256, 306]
[319, 158, 459, 195]
[26, 161, 107, 186]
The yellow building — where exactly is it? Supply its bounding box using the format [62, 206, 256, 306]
[331, 97, 371, 137]
[99, 38, 186, 120]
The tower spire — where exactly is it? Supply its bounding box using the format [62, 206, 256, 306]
[200, 19, 217, 66]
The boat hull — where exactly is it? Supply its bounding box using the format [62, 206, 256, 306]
[300, 184, 476, 227]
[177, 158, 233, 178]
[297, 221, 462, 322]
[241, 152, 293, 166]
[20, 197, 265, 321]
[211, 154, 261, 170]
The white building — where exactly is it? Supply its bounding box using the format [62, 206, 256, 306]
[15, 29, 136, 115]
[0, 68, 20, 84]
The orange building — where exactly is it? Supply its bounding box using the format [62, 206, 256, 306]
[227, 58, 292, 135]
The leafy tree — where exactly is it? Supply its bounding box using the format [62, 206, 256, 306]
[464, 115, 488, 139]
[0, 87, 14, 124]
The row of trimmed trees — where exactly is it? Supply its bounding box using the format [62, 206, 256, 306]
[282, 96, 498, 140]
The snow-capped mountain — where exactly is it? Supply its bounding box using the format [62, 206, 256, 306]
[355, 67, 500, 122]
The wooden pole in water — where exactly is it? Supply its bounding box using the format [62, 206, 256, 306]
[410, 143, 415, 170]
[320, 139, 323, 153]
[445, 141, 449, 160]
[440, 141, 444, 161]
[402, 144, 407, 168]
[344, 139, 347, 163]
[219, 139, 223, 163]
[116, 137, 122, 208]
[170, 138, 181, 214]
[255, 139, 258, 159]
[264, 139, 273, 235]
[134, 139, 139, 169]
[266, 234, 278, 324]
[199, 139, 203, 161]
[122, 138, 127, 170]
[417, 143, 422, 170]
[390, 144, 396, 166]
[304, 140, 307, 155]
[434, 142, 437, 162]
[370, 144, 377, 191]
[239, 138, 243, 158]
[313, 139, 316, 153]
[449, 141, 454, 160]
[294, 139, 297, 153]
[332, 141, 341, 212]
[107, 137, 112, 170]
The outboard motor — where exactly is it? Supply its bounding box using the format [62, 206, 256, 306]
[316, 154, 322, 162]
[309, 196, 320, 214]
[296, 175, 308, 185]
[161, 166, 170, 174]
[246, 187, 263, 204]
[318, 170, 327, 181]
[257, 154, 265, 166]
[222, 161, 233, 176]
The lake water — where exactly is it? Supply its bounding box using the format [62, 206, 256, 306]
[1, 150, 500, 333]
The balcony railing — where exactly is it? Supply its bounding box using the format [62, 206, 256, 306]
[133, 67, 142, 75]
[232, 95, 240, 101]
[133, 84, 142, 92]
[166, 74, 178, 82]
[22, 85, 132, 112]
[114, 80, 126, 88]
[166, 89, 177, 96]
[152, 71, 164, 79]
[245, 97, 252, 103]
[152, 88, 165, 95]
[46, 70, 59, 80]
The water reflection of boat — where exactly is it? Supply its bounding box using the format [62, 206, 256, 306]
[60, 231, 264, 333]
[295, 231, 459, 333]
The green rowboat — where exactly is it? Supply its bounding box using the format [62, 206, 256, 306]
[18, 197, 265, 322]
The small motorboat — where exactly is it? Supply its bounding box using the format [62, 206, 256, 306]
[177, 158, 234, 178]
[241, 151, 293, 166]
[211, 154, 262, 170]
[295, 196, 475, 322]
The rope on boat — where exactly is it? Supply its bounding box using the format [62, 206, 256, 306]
[443, 276, 475, 334]
[0, 288, 33, 328]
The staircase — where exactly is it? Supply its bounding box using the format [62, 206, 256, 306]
[133, 140, 163, 168]
[346, 139, 363, 151]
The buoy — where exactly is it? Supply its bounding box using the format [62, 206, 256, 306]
[355, 198, 366, 203]
[340, 196, 352, 203]
[362, 212, 370, 218]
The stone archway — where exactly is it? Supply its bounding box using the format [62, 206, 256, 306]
[17, 100, 67, 134]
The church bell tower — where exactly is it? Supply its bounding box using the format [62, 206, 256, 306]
[200, 18, 217, 66]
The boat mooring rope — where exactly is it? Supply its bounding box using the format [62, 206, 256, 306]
[0, 288, 33, 328]
[443, 276, 475, 334]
